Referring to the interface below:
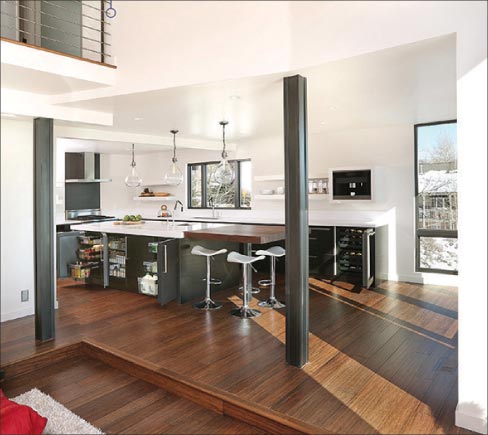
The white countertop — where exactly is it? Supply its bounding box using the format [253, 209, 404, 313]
[142, 214, 384, 228]
[74, 221, 229, 239]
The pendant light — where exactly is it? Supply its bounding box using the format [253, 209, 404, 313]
[214, 121, 235, 184]
[164, 130, 184, 186]
[125, 143, 142, 187]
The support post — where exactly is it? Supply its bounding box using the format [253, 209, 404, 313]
[34, 118, 55, 341]
[283, 75, 309, 367]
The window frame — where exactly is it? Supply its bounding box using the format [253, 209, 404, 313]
[187, 158, 252, 210]
[414, 119, 458, 275]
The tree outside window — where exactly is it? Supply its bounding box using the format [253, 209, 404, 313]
[189, 160, 251, 209]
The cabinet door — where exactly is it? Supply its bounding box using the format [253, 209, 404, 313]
[157, 239, 180, 306]
[362, 229, 375, 288]
[65, 153, 85, 180]
[309, 227, 335, 276]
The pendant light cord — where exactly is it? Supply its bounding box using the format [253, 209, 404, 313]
[131, 144, 136, 167]
[170, 129, 179, 163]
[220, 121, 228, 159]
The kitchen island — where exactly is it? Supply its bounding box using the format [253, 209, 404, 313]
[76, 221, 250, 305]
[71, 218, 379, 306]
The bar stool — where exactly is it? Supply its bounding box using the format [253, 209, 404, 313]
[227, 251, 265, 318]
[256, 246, 286, 309]
[192, 245, 227, 310]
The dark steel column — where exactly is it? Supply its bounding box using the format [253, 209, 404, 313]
[34, 118, 55, 341]
[284, 75, 309, 367]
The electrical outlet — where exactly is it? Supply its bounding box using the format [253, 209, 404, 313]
[21, 290, 29, 302]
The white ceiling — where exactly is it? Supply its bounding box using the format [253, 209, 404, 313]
[0, 63, 110, 95]
[57, 138, 173, 155]
[59, 34, 456, 143]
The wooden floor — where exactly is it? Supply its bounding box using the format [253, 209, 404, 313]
[1, 356, 263, 434]
[1, 276, 468, 434]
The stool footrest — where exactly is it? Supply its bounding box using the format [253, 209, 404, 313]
[258, 279, 272, 287]
[239, 286, 260, 294]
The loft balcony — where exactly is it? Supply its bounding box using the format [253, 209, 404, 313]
[0, 0, 116, 123]
[0, 0, 114, 67]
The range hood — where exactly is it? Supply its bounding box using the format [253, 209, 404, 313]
[65, 152, 112, 183]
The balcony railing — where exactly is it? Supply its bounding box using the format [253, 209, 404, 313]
[0, 0, 113, 66]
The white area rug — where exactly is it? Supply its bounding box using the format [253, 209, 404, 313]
[13, 388, 104, 435]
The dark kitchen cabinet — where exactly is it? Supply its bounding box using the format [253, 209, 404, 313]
[65, 153, 85, 180]
[309, 226, 335, 277]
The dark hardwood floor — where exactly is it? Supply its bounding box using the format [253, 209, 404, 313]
[1, 356, 264, 434]
[1, 276, 468, 434]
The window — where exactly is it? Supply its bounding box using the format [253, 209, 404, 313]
[415, 120, 458, 274]
[188, 159, 252, 209]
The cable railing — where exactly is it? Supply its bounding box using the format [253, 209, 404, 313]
[0, 0, 113, 65]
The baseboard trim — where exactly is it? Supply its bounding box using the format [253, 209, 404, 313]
[1, 307, 35, 322]
[377, 272, 459, 286]
[456, 405, 488, 434]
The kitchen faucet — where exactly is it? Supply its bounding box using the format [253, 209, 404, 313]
[172, 200, 184, 225]
[209, 197, 218, 219]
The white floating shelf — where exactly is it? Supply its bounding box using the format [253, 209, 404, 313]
[133, 196, 177, 201]
[141, 181, 173, 187]
[254, 194, 328, 200]
[254, 174, 329, 182]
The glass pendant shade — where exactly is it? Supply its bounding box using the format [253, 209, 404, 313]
[164, 160, 184, 186]
[214, 120, 235, 184]
[214, 158, 234, 184]
[125, 166, 142, 187]
[125, 144, 142, 187]
[164, 130, 184, 186]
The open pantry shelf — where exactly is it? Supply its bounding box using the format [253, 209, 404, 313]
[133, 196, 177, 201]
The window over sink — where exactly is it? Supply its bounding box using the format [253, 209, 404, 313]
[188, 159, 251, 209]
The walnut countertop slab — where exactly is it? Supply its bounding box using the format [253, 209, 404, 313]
[183, 224, 286, 245]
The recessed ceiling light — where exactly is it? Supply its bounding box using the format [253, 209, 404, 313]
[328, 105, 339, 111]
[229, 95, 241, 100]
[320, 121, 326, 125]
[134, 117, 143, 121]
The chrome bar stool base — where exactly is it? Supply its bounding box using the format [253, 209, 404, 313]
[191, 245, 227, 311]
[227, 251, 265, 320]
[258, 297, 285, 309]
[231, 307, 261, 318]
[193, 299, 223, 310]
[256, 246, 286, 310]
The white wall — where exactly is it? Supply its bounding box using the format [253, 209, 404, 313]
[456, 59, 487, 435]
[100, 148, 236, 217]
[0, 118, 35, 321]
[92, 1, 486, 98]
